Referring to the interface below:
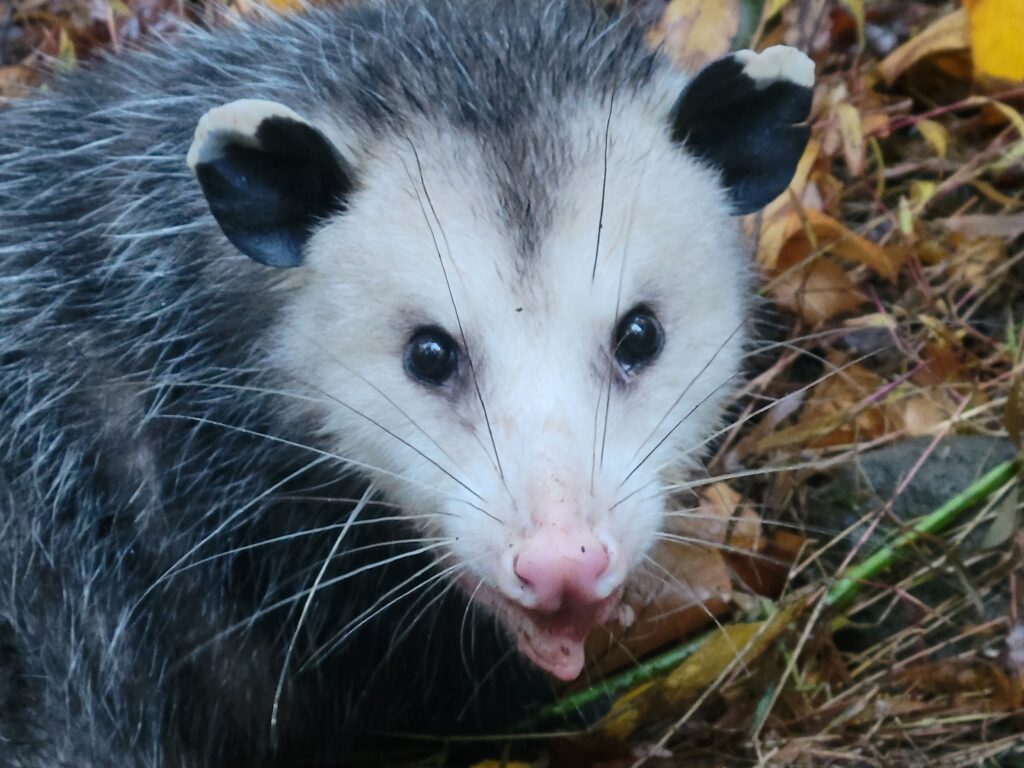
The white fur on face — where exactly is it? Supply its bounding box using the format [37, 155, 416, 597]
[272, 84, 749, 647]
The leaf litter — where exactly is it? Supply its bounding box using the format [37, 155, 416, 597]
[3, 0, 1024, 765]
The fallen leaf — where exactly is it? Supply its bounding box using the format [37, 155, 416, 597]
[652, 0, 740, 69]
[598, 591, 812, 741]
[899, 396, 948, 436]
[758, 359, 895, 450]
[757, 138, 822, 269]
[583, 539, 731, 680]
[877, 9, 970, 85]
[695, 482, 763, 551]
[836, 102, 865, 176]
[773, 256, 866, 324]
[916, 118, 949, 158]
[941, 212, 1024, 240]
[964, 0, 1024, 83]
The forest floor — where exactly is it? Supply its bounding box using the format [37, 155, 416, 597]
[3, 0, 1024, 765]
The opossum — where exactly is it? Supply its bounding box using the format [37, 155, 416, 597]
[0, 0, 813, 764]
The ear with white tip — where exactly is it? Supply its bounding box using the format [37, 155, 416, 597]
[187, 99, 354, 268]
[669, 46, 815, 214]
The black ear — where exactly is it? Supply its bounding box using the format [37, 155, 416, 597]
[187, 99, 354, 268]
[670, 46, 814, 215]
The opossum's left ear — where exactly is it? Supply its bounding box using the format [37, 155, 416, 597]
[669, 46, 814, 215]
[187, 99, 354, 268]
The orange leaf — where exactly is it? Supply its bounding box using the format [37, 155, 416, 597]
[877, 9, 970, 85]
[806, 209, 899, 280]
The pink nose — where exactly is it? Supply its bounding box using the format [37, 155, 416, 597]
[513, 528, 611, 612]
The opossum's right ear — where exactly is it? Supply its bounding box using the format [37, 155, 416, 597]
[187, 99, 354, 268]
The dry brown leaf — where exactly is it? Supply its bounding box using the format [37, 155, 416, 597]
[899, 396, 948, 436]
[772, 256, 867, 324]
[651, 0, 739, 70]
[877, 9, 970, 85]
[809, 209, 899, 280]
[583, 539, 731, 680]
[695, 482, 763, 551]
[942, 212, 1024, 240]
[758, 360, 895, 450]
[964, 0, 1024, 83]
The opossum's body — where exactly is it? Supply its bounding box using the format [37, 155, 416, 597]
[0, 1, 813, 765]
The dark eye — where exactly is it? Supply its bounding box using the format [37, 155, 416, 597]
[405, 327, 460, 386]
[613, 306, 664, 374]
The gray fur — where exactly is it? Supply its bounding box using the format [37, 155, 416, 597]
[0, 1, 666, 764]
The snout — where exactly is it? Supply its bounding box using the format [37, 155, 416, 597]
[512, 527, 612, 611]
[487, 524, 627, 680]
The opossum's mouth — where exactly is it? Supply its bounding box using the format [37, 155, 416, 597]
[468, 580, 626, 681]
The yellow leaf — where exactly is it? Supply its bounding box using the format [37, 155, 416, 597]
[836, 102, 865, 176]
[843, 0, 865, 42]
[910, 179, 937, 210]
[877, 10, 970, 85]
[965, 0, 1024, 82]
[599, 593, 812, 741]
[989, 100, 1024, 138]
[763, 0, 792, 20]
[56, 28, 77, 74]
[916, 118, 949, 158]
[654, 0, 740, 69]
[756, 138, 821, 269]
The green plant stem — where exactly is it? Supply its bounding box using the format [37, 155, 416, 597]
[826, 459, 1019, 613]
[520, 631, 713, 730]
[524, 459, 1018, 730]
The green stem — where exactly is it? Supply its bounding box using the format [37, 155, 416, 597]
[826, 459, 1019, 613]
[524, 458, 1018, 730]
[520, 631, 712, 730]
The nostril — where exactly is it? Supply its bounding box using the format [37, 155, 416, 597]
[510, 529, 614, 611]
[512, 553, 531, 587]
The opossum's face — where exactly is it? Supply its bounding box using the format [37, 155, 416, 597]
[190, 48, 813, 680]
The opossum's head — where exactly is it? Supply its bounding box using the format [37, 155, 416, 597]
[189, 47, 813, 680]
